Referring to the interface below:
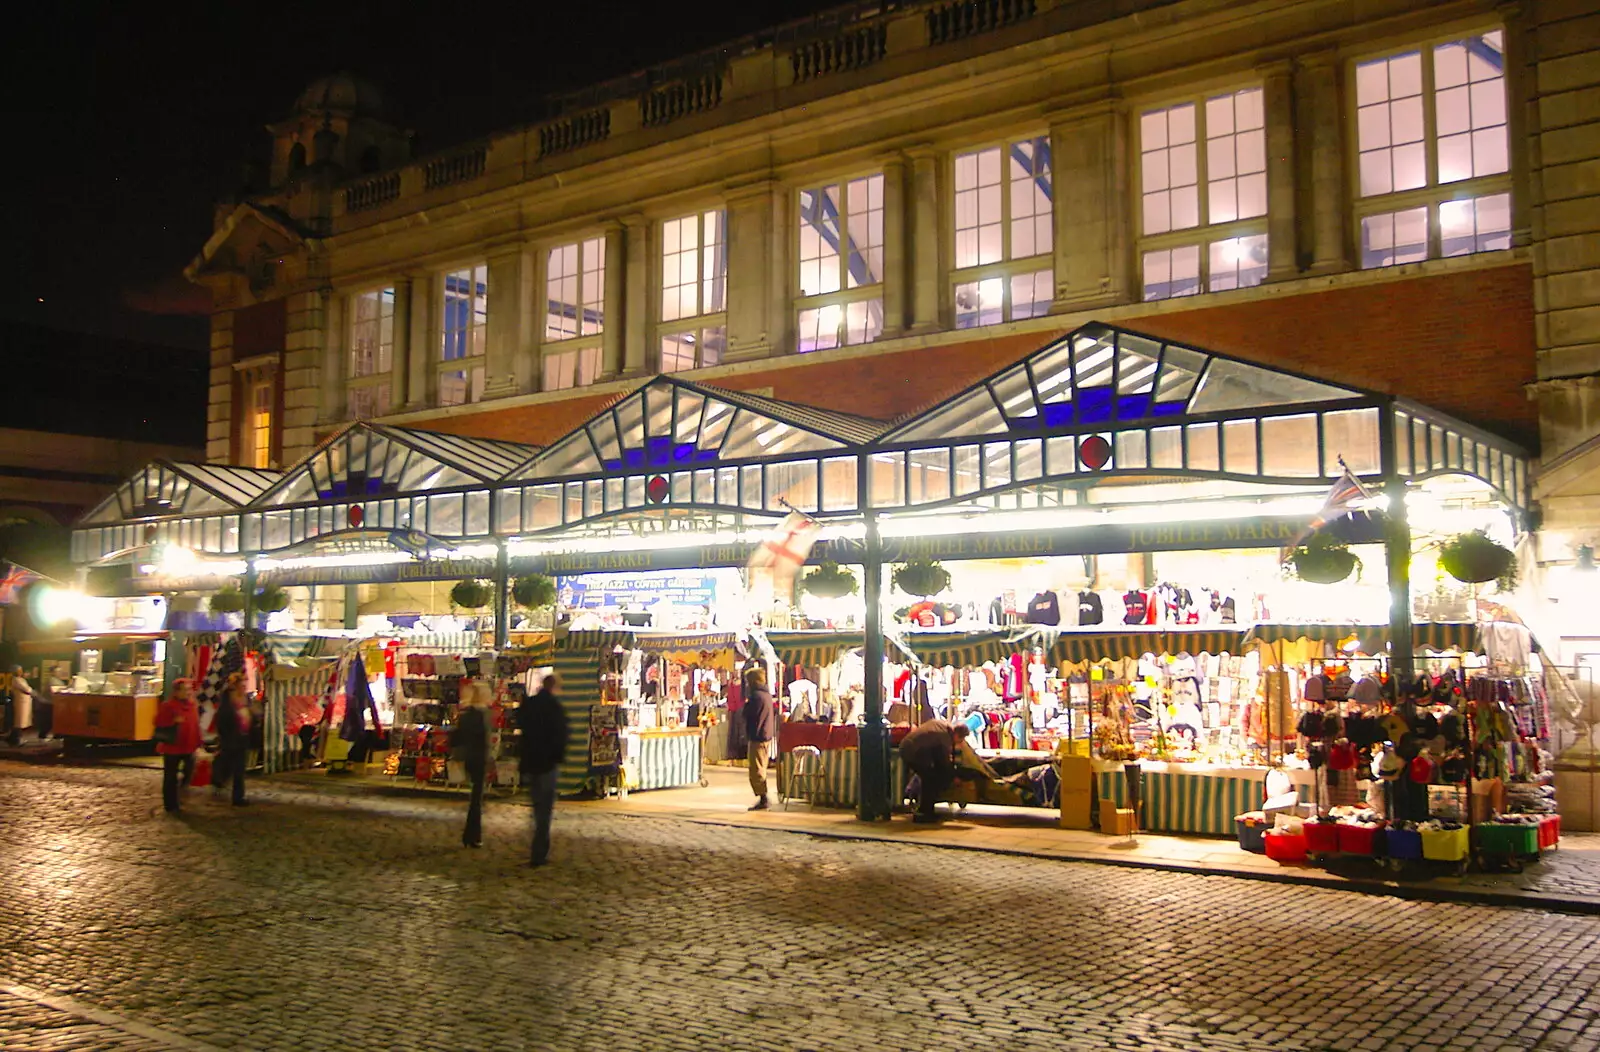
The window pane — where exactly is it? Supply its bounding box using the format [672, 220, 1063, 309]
[1008, 136, 1053, 259]
[844, 298, 884, 347]
[796, 305, 841, 354]
[954, 147, 1001, 268]
[821, 457, 857, 511]
[438, 366, 485, 407]
[798, 185, 842, 294]
[954, 279, 1004, 329]
[1205, 88, 1266, 223]
[1434, 33, 1508, 183]
[702, 209, 727, 313]
[1355, 50, 1425, 197]
[347, 382, 391, 421]
[1010, 269, 1053, 320]
[349, 287, 394, 379]
[1142, 245, 1201, 301]
[1260, 414, 1319, 476]
[1359, 208, 1428, 269]
[1440, 193, 1511, 257]
[441, 265, 488, 364]
[1222, 419, 1257, 474]
[846, 175, 884, 288]
[1140, 103, 1199, 234]
[1323, 407, 1382, 476]
[1208, 234, 1268, 292]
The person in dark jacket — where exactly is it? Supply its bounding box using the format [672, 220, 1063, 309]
[213, 674, 253, 806]
[517, 674, 569, 866]
[455, 680, 494, 848]
[743, 666, 776, 810]
[899, 718, 971, 823]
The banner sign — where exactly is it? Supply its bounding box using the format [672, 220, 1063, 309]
[588, 704, 621, 774]
[558, 571, 720, 612]
[91, 513, 1384, 594]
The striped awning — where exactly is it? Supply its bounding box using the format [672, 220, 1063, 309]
[899, 631, 1013, 668]
[763, 631, 864, 669]
[556, 629, 636, 653]
[1244, 622, 1479, 652]
[1046, 629, 1247, 665]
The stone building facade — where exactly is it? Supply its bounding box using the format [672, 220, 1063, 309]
[184, 0, 1600, 654]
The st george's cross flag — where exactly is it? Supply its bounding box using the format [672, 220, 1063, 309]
[1281, 464, 1374, 562]
[746, 510, 823, 607]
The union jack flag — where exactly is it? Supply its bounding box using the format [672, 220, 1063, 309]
[1281, 464, 1374, 562]
[0, 563, 41, 606]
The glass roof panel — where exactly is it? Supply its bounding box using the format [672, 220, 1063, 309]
[673, 390, 706, 444]
[1072, 329, 1117, 388]
[81, 461, 283, 525]
[1030, 341, 1074, 404]
[1154, 345, 1205, 407]
[1116, 333, 1162, 393]
[988, 364, 1037, 427]
[699, 398, 735, 451]
[1189, 359, 1361, 413]
[889, 389, 1007, 441]
[533, 431, 603, 477]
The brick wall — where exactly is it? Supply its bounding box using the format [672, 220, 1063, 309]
[403, 263, 1538, 450]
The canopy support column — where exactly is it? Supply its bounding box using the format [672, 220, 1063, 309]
[242, 561, 257, 631]
[1379, 404, 1414, 685]
[493, 539, 510, 651]
[858, 509, 891, 822]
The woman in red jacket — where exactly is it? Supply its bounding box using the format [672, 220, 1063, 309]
[155, 678, 202, 813]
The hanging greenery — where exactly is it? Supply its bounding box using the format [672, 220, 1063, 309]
[892, 558, 951, 598]
[513, 573, 557, 608]
[801, 561, 858, 599]
[254, 584, 290, 614]
[209, 586, 245, 614]
[1288, 534, 1361, 585]
[450, 579, 494, 610]
[1439, 530, 1517, 589]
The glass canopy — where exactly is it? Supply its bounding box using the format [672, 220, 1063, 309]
[81, 461, 281, 525]
[260, 423, 540, 505]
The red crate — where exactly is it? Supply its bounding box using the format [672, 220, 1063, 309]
[1539, 815, 1560, 850]
[1264, 830, 1308, 863]
[1336, 823, 1383, 856]
[1304, 822, 1341, 854]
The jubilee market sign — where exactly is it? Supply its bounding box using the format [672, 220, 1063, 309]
[101, 513, 1382, 594]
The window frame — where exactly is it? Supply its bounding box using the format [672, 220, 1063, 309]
[346, 284, 396, 420]
[947, 133, 1056, 328]
[540, 233, 608, 391]
[793, 170, 887, 354]
[1347, 25, 1512, 269]
[656, 208, 728, 373]
[1132, 82, 1270, 301]
[248, 379, 274, 470]
[437, 262, 488, 407]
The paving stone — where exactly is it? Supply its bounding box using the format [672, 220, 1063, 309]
[0, 761, 1597, 1051]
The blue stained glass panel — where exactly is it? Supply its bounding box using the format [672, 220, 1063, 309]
[1042, 403, 1074, 427]
[1116, 395, 1151, 420]
[1078, 389, 1114, 424]
[1152, 401, 1187, 417]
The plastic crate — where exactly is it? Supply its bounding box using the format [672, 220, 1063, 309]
[1264, 830, 1308, 863]
[1387, 828, 1423, 860]
[1539, 815, 1560, 850]
[1421, 826, 1469, 862]
[1304, 821, 1341, 854]
[1236, 818, 1267, 854]
[1336, 823, 1384, 856]
[1478, 822, 1539, 857]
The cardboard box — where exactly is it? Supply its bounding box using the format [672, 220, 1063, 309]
[1100, 800, 1135, 836]
[1059, 789, 1093, 830]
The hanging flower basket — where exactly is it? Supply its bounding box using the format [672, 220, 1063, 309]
[254, 584, 290, 614]
[801, 561, 858, 599]
[1439, 530, 1516, 588]
[209, 587, 245, 614]
[450, 579, 494, 610]
[1289, 535, 1361, 585]
[512, 573, 557, 609]
[892, 558, 951, 598]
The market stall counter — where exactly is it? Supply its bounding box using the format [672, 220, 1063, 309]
[1093, 760, 1316, 837]
[777, 722, 910, 810]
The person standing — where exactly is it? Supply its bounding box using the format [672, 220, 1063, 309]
[213, 674, 253, 806]
[154, 678, 202, 813]
[6, 665, 34, 746]
[899, 718, 971, 823]
[744, 666, 775, 811]
[455, 680, 494, 848]
[517, 674, 568, 867]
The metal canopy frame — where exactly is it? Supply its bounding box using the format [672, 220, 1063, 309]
[80, 460, 282, 525]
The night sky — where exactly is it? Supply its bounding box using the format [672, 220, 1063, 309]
[1, 0, 838, 355]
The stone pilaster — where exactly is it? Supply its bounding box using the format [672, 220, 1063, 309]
[206, 311, 234, 464]
[1049, 100, 1133, 312]
[1302, 52, 1349, 275]
[906, 147, 942, 333]
[280, 290, 327, 465]
[621, 214, 651, 376]
[389, 281, 412, 411]
[725, 180, 782, 362]
[601, 222, 626, 378]
[484, 246, 534, 398]
[405, 273, 436, 411]
[1261, 60, 1298, 282]
[319, 292, 346, 426]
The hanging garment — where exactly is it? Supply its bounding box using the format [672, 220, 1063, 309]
[1025, 591, 1061, 625]
[1122, 590, 1149, 625]
[1077, 591, 1104, 626]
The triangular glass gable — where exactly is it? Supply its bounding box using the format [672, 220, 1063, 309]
[884, 323, 1366, 442]
[260, 423, 536, 505]
[80, 461, 282, 525]
[515, 377, 853, 480]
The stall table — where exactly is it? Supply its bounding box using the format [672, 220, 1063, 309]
[1093, 760, 1315, 836]
[625, 727, 703, 790]
[51, 692, 159, 742]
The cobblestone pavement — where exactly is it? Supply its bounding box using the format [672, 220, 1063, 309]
[4, 762, 1600, 1052]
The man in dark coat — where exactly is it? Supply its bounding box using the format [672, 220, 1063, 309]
[744, 667, 776, 810]
[518, 674, 569, 866]
[899, 718, 971, 823]
[455, 681, 494, 849]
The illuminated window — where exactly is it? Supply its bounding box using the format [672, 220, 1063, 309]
[1354, 29, 1510, 268]
[658, 211, 726, 372]
[542, 236, 606, 391]
[1137, 87, 1268, 301]
[249, 381, 273, 469]
[797, 174, 883, 352]
[543, 346, 601, 392]
[440, 264, 487, 406]
[347, 286, 394, 419]
[951, 136, 1054, 328]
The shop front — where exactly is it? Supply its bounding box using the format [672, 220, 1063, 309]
[68, 323, 1554, 847]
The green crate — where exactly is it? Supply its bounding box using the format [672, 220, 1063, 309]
[1478, 823, 1539, 856]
